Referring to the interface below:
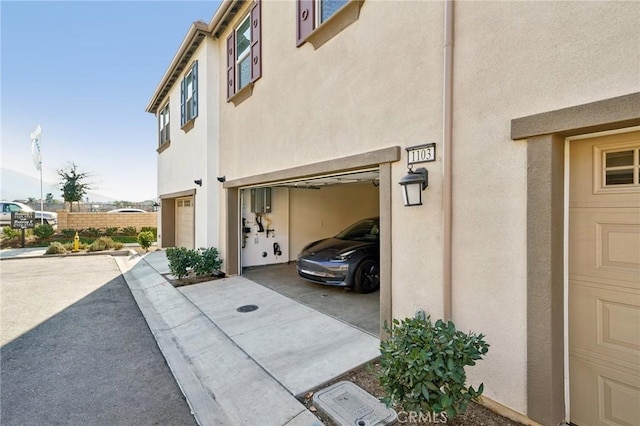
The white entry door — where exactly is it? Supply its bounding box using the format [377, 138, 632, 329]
[175, 197, 194, 249]
[569, 131, 640, 425]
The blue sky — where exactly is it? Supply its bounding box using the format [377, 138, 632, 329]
[1, 0, 220, 202]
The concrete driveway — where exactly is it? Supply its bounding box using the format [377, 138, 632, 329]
[0, 255, 196, 426]
[242, 263, 380, 336]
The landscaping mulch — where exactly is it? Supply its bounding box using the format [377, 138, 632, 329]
[300, 360, 526, 425]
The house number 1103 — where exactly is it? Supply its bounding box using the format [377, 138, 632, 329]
[406, 143, 436, 165]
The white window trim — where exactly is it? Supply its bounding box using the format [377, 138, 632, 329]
[235, 14, 251, 91]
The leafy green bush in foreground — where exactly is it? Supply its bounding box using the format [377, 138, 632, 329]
[379, 316, 489, 419]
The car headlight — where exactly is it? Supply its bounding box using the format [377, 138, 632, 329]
[329, 250, 356, 262]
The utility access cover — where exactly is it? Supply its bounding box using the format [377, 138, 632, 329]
[313, 381, 397, 426]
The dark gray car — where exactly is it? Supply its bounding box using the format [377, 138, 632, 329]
[296, 217, 380, 293]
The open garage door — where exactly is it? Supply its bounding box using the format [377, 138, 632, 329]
[239, 169, 381, 335]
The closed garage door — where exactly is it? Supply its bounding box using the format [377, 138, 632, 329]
[569, 131, 640, 425]
[175, 197, 194, 249]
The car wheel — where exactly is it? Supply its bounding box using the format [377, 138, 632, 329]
[354, 259, 379, 294]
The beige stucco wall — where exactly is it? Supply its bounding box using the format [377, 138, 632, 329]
[212, 0, 640, 419]
[451, 1, 639, 414]
[156, 38, 220, 249]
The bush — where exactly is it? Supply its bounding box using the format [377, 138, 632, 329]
[140, 226, 157, 239]
[194, 247, 223, 277]
[61, 228, 77, 238]
[2, 226, 20, 240]
[165, 247, 199, 280]
[81, 227, 101, 237]
[46, 241, 67, 255]
[379, 316, 489, 419]
[63, 242, 87, 252]
[88, 236, 121, 252]
[137, 231, 155, 251]
[103, 227, 118, 236]
[120, 226, 137, 236]
[33, 223, 55, 240]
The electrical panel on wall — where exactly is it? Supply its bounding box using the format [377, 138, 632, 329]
[250, 188, 272, 213]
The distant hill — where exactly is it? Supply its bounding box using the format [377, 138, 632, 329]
[0, 168, 116, 202]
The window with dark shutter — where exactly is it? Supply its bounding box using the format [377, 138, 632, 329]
[250, 0, 261, 82]
[227, 0, 261, 102]
[180, 79, 186, 126]
[226, 32, 235, 100]
[297, 0, 315, 46]
[296, 0, 361, 49]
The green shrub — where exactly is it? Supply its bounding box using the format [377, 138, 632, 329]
[103, 227, 118, 236]
[165, 247, 199, 279]
[194, 247, 223, 276]
[379, 316, 489, 419]
[140, 227, 157, 238]
[33, 223, 55, 240]
[46, 241, 67, 255]
[120, 226, 137, 236]
[2, 226, 20, 240]
[166, 246, 224, 280]
[88, 236, 118, 252]
[61, 228, 77, 238]
[137, 231, 154, 251]
[81, 227, 101, 237]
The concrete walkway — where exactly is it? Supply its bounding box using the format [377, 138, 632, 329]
[115, 251, 381, 426]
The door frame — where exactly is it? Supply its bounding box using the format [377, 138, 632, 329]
[223, 146, 400, 337]
[511, 92, 640, 425]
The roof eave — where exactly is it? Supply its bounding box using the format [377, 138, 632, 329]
[145, 21, 210, 114]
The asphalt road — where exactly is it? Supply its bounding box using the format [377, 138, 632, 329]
[0, 255, 197, 426]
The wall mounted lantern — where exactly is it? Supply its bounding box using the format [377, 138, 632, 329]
[194, 179, 203, 187]
[399, 167, 428, 206]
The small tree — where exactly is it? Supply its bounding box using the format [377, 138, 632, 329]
[45, 193, 54, 204]
[57, 162, 92, 212]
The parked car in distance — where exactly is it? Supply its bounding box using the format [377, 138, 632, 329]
[0, 201, 58, 228]
[107, 208, 147, 213]
[297, 217, 380, 293]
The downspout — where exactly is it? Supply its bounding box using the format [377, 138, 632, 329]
[442, 0, 454, 321]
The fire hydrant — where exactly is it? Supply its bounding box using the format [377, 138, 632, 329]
[73, 231, 80, 252]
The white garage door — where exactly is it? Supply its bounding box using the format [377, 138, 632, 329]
[175, 197, 194, 249]
[569, 131, 640, 425]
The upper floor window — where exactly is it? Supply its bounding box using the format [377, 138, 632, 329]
[159, 102, 170, 146]
[319, 0, 348, 23]
[227, 0, 261, 101]
[181, 61, 198, 126]
[296, 0, 362, 48]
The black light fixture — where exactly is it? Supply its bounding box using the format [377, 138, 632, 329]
[194, 179, 203, 187]
[399, 167, 428, 206]
[216, 176, 226, 183]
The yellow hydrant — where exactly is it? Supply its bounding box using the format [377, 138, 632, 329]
[73, 231, 80, 252]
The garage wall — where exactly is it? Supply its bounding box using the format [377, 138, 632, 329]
[241, 187, 290, 267]
[289, 182, 379, 262]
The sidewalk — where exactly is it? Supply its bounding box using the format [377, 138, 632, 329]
[115, 251, 381, 426]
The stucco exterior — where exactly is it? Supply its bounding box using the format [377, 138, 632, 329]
[148, 1, 640, 424]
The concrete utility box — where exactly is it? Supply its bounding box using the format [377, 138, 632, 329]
[313, 381, 397, 426]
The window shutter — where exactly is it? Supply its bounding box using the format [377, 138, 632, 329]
[226, 32, 235, 99]
[250, 0, 262, 83]
[180, 78, 186, 126]
[296, 0, 315, 46]
[192, 61, 198, 119]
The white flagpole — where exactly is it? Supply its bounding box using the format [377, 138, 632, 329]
[39, 130, 43, 224]
[31, 125, 44, 225]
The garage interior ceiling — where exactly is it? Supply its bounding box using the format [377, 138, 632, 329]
[260, 169, 380, 190]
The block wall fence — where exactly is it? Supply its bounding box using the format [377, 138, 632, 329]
[57, 211, 158, 231]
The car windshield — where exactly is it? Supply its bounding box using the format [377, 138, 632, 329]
[15, 203, 34, 212]
[335, 218, 379, 242]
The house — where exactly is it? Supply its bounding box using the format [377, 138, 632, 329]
[146, 1, 640, 425]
